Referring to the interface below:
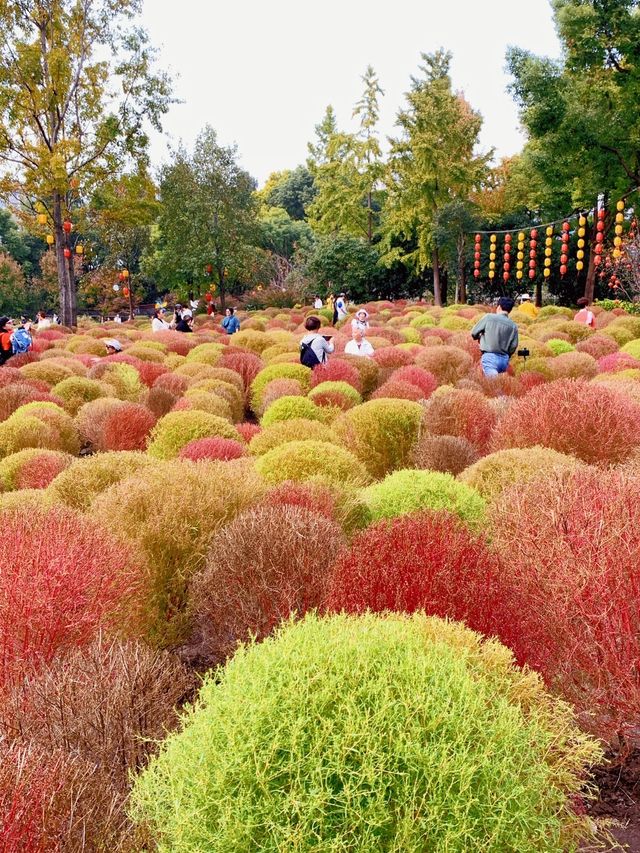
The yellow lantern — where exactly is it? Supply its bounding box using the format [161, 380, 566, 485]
[577, 249, 584, 260]
[489, 261, 496, 270]
[518, 232, 525, 241]
[517, 251, 524, 260]
[578, 227, 585, 238]
[46, 234, 54, 245]
[545, 247, 552, 257]
[576, 260, 584, 271]
[617, 200, 625, 211]
[37, 213, 47, 226]
[516, 270, 523, 280]
[579, 215, 586, 227]
[488, 270, 495, 279]
[122, 269, 129, 279]
[615, 224, 623, 236]
[614, 236, 623, 247]
[613, 248, 622, 259]
[616, 212, 624, 224]
[75, 244, 84, 255]
[545, 226, 553, 237]
[543, 267, 551, 278]
[577, 239, 585, 248]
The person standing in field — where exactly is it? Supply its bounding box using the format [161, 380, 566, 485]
[574, 297, 596, 328]
[470, 297, 519, 377]
[221, 307, 240, 335]
[299, 316, 334, 369]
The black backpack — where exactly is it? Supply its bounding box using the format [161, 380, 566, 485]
[300, 338, 321, 369]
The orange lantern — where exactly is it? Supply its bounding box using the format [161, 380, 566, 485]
[63, 247, 71, 258]
[63, 219, 72, 234]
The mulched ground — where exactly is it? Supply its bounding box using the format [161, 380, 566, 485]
[588, 750, 640, 852]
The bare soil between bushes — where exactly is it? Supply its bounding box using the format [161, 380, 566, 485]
[587, 750, 640, 851]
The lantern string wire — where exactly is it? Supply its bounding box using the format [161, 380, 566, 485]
[469, 185, 640, 235]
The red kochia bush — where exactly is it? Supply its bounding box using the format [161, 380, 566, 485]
[372, 346, 415, 370]
[371, 379, 425, 402]
[0, 384, 61, 422]
[219, 351, 263, 390]
[235, 422, 261, 442]
[0, 507, 143, 689]
[309, 358, 363, 393]
[101, 402, 157, 451]
[389, 365, 438, 398]
[490, 468, 640, 740]
[14, 451, 71, 490]
[153, 372, 190, 396]
[263, 480, 337, 521]
[137, 360, 169, 387]
[491, 378, 640, 465]
[325, 511, 515, 646]
[422, 389, 497, 451]
[597, 352, 640, 373]
[179, 436, 247, 461]
[187, 504, 346, 665]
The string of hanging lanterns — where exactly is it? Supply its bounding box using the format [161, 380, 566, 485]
[472, 194, 636, 283]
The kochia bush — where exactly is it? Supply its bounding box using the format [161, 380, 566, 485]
[0, 507, 144, 689]
[130, 613, 601, 852]
[187, 505, 346, 665]
[422, 388, 497, 451]
[255, 439, 369, 486]
[362, 468, 485, 526]
[334, 399, 423, 479]
[491, 378, 640, 465]
[261, 395, 326, 427]
[147, 410, 241, 459]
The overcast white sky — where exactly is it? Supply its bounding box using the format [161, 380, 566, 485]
[139, 0, 562, 187]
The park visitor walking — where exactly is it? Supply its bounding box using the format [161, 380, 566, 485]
[300, 316, 334, 369]
[470, 297, 519, 377]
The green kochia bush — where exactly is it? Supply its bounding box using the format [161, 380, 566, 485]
[147, 411, 241, 459]
[130, 613, 601, 852]
[260, 395, 326, 427]
[363, 468, 485, 526]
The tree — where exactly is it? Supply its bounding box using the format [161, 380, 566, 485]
[149, 126, 259, 309]
[299, 235, 388, 303]
[259, 166, 316, 220]
[81, 170, 159, 317]
[352, 65, 385, 243]
[433, 201, 480, 304]
[381, 51, 490, 306]
[258, 206, 314, 259]
[306, 70, 385, 241]
[0, 0, 172, 325]
[506, 0, 640, 301]
[0, 253, 27, 315]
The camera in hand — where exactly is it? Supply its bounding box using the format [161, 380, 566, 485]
[517, 348, 530, 358]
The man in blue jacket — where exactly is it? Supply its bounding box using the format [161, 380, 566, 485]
[470, 297, 519, 377]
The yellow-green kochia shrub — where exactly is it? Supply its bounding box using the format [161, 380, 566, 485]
[48, 451, 158, 511]
[255, 440, 369, 486]
[92, 460, 264, 647]
[333, 399, 423, 479]
[130, 613, 601, 853]
[458, 446, 583, 504]
[147, 411, 241, 459]
[260, 395, 326, 427]
[250, 363, 311, 414]
[184, 342, 225, 365]
[248, 419, 338, 456]
[51, 376, 114, 416]
[362, 469, 485, 526]
[308, 381, 362, 409]
[0, 448, 73, 491]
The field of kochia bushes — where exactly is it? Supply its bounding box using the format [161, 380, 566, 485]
[1, 299, 640, 850]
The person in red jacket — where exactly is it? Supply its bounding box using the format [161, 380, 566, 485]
[0, 317, 14, 366]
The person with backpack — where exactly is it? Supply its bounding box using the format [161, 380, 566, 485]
[11, 319, 32, 356]
[300, 316, 334, 369]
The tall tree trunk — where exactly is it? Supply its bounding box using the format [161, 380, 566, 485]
[52, 190, 75, 326]
[457, 234, 467, 304]
[584, 201, 601, 303]
[217, 263, 226, 311]
[535, 278, 542, 308]
[432, 247, 442, 307]
[367, 191, 373, 243]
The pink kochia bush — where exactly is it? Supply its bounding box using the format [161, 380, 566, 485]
[491, 468, 640, 741]
[101, 402, 157, 451]
[325, 511, 515, 648]
[310, 359, 363, 393]
[0, 507, 144, 689]
[491, 378, 640, 465]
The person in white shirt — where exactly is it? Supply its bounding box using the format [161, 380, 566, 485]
[344, 327, 374, 357]
[335, 293, 348, 321]
[313, 295, 323, 310]
[35, 310, 51, 330]
[351, 308, 369, 335]
[299, 316, 334, 367]
[151, 308, 172, 332]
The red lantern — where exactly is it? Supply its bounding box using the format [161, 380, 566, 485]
[530, 240, 537, 249]
[63, 247, 71, 258]
[595, 243, 603, 255]
[62, 220, 72, 234]
[594, 255, 602, 266]
[475, 233, 482, 243]
[598, 209, 605, 220]
[529, 269, 536, 279]
[123, 287, 130, 297]
[530, 229, 538, 239]
[529, 260, 536, 269]
[473, 269, 480, 279]
[206, 264, 213, 274]
[205, 291, 213, 303]
[560, 264, 567, 276]
[560, 254, 568, 265]
[562, 221, 570, 232]
[505, 233, 512, 243]
[118, 271, 125, 282]
[474, 251, 480, 261]
[529, 249, 536, 259]
[504, 262, 511, 273]
[503, 272, 509, 282]
[596, 232, 604, 243]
